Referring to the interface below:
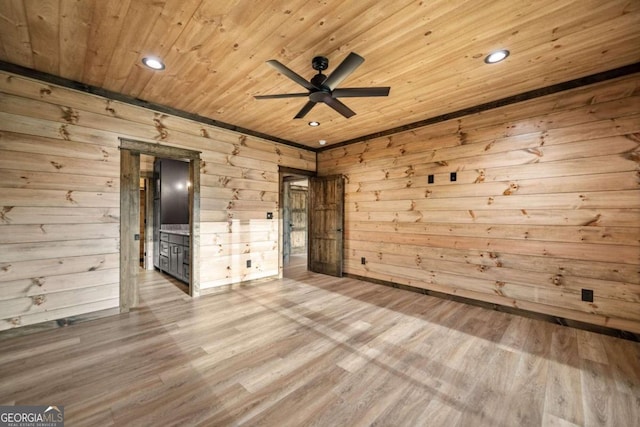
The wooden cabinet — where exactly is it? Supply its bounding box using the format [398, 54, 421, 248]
[158, 231, 189, 283]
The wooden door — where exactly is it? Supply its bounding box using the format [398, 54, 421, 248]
[308, 175, 344, 277]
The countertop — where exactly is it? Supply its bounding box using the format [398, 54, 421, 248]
[160, 229, 190, 236]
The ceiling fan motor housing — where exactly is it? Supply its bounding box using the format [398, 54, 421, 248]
[312, 56, 329, 72]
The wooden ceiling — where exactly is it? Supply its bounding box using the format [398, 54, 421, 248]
[1, 0, 639, 149]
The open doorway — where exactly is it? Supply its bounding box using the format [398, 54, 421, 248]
[280, 167, 314, 278]
[119, 139, 201, 312]
[283, 176, 309, 272]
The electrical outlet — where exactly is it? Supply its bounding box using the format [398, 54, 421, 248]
[581, 289, 594, 302]
[246, 260, 252, 268]
[361, 257, 366, 265]
[450, 172, 457, 182]
[428, 174, 434, 184]
[266, 212, 273, 219]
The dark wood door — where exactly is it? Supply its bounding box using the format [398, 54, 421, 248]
[308, 175, 344, 277]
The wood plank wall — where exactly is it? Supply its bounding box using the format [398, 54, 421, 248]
[318, 73, 640, 333]
[0, 71, 315, 331]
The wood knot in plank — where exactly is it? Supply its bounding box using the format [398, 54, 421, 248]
[232, 145, 240, 155]
[31, 295, 46, 306]
[9, 317, 21, 326]
[238, 135, 247, 146]
[552, 275, 563, 286]
[487, 197, 494, 205]
[153, 114, 169, 140]
[503, 183, 519, 196]
[625, 151, 640, 164]
[31, 277, 45, 287]
[405, 166, 415, 177]
[0, 206, 14, 223]
[583, 214, 601, 227]
[1, 264, 10, 272]
[474, 169, 485, 184]
[468, 210, 476, 219]
[526, 147, 543, 157]
[105, 100, 117, 116]
[437, 160, 449, 167]
[200, 128, 210, 138]
[61, 106, 79, 124]
[66, 190, 77, 204]
[39, 87, 52, 96]
[59, 124, 70, 140]
[494, 281, 506, 296]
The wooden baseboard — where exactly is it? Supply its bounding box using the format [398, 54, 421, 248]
[344, 273, 640, 342]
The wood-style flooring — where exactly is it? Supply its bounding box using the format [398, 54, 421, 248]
[1, 256, 639, 426]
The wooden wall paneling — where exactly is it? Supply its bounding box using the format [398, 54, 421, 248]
[0, 238, 121, 263]
[319, 73, 640, 333]
[0, 69, 315, 329]
[345, 241, 639, 284]
[0, 207, 119, 225]
[0, 253, 120, 282]
[0, 268, 120, 301]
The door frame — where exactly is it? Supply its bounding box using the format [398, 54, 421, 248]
[119, 138, 201, 312]
[278, 167, 316, 278]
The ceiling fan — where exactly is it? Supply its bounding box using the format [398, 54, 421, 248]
[254, 52, 390, 119]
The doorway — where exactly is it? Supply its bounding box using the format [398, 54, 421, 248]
[280, 167, 314, 278]
[283, 176, 309, 272]
[119, 139, 201, 312]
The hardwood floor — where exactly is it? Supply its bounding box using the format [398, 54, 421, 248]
[1, 263, 639, 426]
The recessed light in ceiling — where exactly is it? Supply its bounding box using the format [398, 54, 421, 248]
[484, 50, 510, 64]
[142, 57, 165, 70]
[319, 139, 327, 146]
[308, 121, 320, 127]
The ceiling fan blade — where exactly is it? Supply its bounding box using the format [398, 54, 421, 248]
[294, 101, 317, 119]
[323, 52, 365, 91]
[254, 93, 309, 99]
[266, 60, 317, 91]
[324, 97, 356, 118]
[332, 87, 390, 98]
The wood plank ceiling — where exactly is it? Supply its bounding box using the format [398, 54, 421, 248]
[0, 0, 639, 149]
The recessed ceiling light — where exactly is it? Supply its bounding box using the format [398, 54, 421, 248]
[142, 57, 165, 70]
[319, 139, 326, 146]
[308, 121, 320, 127]
[484, 50, 510, 64]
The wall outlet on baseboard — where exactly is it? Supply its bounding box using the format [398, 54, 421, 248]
[361, 257, 366, 265]
[246, 260, 252, 268]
